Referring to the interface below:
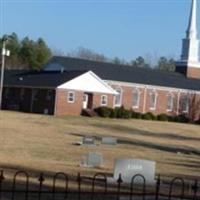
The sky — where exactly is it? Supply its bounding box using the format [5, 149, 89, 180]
[0, 0, 199, 62]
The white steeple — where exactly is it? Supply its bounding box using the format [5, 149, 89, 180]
[180, 0, 200, 64]
[187, 0, 197, 39]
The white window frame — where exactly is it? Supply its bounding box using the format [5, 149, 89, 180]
[114, 87, 123, 107]
[101, 95, 108, 106]
[132, 88, 141, 109]
[67, 91, 75, 103]
[149, 90, 157, 110]
[180, 95, 190, 113]
[166, 93, 174, 112]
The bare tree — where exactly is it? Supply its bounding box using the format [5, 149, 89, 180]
[67, 47, 108, 62]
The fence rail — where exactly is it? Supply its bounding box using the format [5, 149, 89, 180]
[0, 170, 199, 200]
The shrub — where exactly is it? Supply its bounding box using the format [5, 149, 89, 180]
[167, 115, 175, 122]
[116, 106, 125, 118]
[174, 114, 189, 123]
[133, 112, 142, 119]
[95, 107, 111, 118]
[157, 113, 169, 121]
[142, 112, 157, 120]
[110, 108, 118, 118]
[121, 109, 132, 119]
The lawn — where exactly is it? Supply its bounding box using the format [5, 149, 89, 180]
[0, 110, 200, 179]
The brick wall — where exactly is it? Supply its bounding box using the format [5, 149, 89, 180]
[187, 67, 200, 79]
[55, 89, 84, 116]
[110, 83, 200, 121]
[3, 85, 200, 121]
[55, 89, 115, 116]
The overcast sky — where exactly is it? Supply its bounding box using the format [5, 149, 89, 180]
[0, 0, 199, 61]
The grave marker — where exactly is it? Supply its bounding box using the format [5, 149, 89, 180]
[102, 137, 117, 145]
[82, 136, 95, 145]
[114, 158, 156, 184]
[84, 152, 103, 167]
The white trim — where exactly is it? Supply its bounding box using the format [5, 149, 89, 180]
[106, 80, 200, 94]
[180, 95, 190, 113]
[166, 92, 174, 112]
[88, 71, 118, 95]
[114, 87, 123, 107]
[132, 88, 141, 109]
[67, 91, 75, 103]
[149, 90, 158, 111]
[57, 71, 118, 95]
[101, 95, 108, 106]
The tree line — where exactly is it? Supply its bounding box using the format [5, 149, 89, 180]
[0, 33, 52, 70]
[1, 33, 176, 72]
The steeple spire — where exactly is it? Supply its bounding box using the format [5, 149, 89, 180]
[180, 0, 199, 63]
[187, 0, 197, 39]
[176, 0, 200, 79]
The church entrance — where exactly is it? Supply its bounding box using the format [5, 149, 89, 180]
[82, 93, 93, 109]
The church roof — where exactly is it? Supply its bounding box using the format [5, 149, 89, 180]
[3, 70, 86, 88]
[44, 56, 200, 91]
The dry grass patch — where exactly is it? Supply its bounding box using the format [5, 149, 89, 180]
[0, 111, 200, 179]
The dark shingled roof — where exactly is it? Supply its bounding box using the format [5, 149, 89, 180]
[44, 56, 200, 91]
[3, 70, 86, 88]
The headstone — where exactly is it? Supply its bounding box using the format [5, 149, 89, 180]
[84, 152, 103, 167]
[102, 137, 117, 145]
[114, 158, 156, 184]
[82, 136, 95, 145]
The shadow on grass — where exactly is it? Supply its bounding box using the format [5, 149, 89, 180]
[92, 123, 200, 141]
[70, 131, 200, 156]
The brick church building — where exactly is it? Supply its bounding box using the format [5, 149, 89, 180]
[2, 0, 200, 121]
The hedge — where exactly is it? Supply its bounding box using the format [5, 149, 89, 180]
[93, 106, 194, 124]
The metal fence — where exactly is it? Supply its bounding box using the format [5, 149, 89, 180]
[0, 170, 199, 200]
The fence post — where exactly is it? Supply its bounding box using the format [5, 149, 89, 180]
[155, 175, 160, 200]
[117, 174, 123, 200]
[192, 180, 199, 200]
[52, 172, 68, 200]
[0, 170, 4, 200]
[77, 173, 81, 200]
[91, 173, 107, 200]
[38, 173, 45, 200]
[129, 174, 146, 200]
[11, 171, 29, 200]
[168, 177, 185, 200]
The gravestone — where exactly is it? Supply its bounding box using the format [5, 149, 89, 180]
[82, 136, 95, 145]
[84, 152, 103, 167]
[102, 137, 117, 145]
[114, 158, 156, 184]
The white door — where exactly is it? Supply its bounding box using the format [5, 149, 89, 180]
[82, 94, 88, 109]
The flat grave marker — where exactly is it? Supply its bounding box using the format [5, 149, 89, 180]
[102, 137, 117, 146]
[114, 158, 156, 184]
[82, 136, 95, 145]
[83, 152, 103, 167]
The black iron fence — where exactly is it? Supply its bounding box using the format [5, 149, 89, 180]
[0, 170, 199, 200]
